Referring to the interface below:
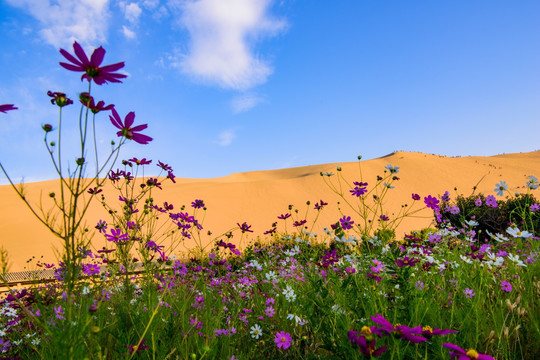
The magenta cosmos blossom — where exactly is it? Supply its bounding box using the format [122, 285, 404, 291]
[59, 41, 127, 85]
[109, 108, 152, 145]
[274, 331, 292, 349]
[443, 343, 495, 360]
[0, 104, 17, 113]
[370, 314, 427, 343]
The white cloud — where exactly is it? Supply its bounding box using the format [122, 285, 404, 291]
[5, 0, 111, 48]
[124, 3, 143, 24]
[171, 0, 287, 90]
[216, 130, 236, 146]
[231, 93, 263, 113]
[122, 25, 137, 39]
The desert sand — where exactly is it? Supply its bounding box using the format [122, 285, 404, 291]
[0, 150, 539, 272]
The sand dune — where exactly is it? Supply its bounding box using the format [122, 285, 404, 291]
[1, 151, 538, 271]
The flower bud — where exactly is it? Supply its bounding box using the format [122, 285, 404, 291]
[76, 157, 85, 166]
[42, 124, 53, 132]
[49, 192, 55, 198]
[358, 155, 362, 160]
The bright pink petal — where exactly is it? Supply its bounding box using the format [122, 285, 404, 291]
[59, 48, 83, 67]
[100, 62, 125, 72]
[132, 134, 153, 144]
[89, 46, 105, 67]
[109, 108, 123, 129]
[124, 112, 135, 128]
[72, 41, 90, 65]
[442, 343, 466, 354]
[130, 124, 148, 132]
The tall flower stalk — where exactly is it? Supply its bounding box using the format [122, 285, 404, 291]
[0, 42, 151, 293]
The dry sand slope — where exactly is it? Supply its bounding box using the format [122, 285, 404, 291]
[0, 151, 539, 271]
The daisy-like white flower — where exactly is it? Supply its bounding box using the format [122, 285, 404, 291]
[506, 226, 533, 239]
[526, 176, 539, 190]
[250, 324, 263, 339]
[508, 254, 527, 267]
[494, 181, 508, 196]
[282, 285, 296, 302]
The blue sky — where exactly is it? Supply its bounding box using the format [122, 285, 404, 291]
[1, 0, 539, 184]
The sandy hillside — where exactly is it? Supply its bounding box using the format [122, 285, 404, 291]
[0, 151, 539, 272]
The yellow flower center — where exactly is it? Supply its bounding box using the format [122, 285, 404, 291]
[422, 325, 433, 333]
[466, 349, 479, 359]
[361, 326, 372, 336]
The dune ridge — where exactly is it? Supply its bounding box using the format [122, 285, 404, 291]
[1, 150, 538, 271]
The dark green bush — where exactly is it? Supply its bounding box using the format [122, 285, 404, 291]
[436, 193, 539, 242]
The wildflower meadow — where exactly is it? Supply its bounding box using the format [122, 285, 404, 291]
[0, 42, 538, 359]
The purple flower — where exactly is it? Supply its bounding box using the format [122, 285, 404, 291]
[475, 198, 482, 207]
[79, 92, 114, 113]
[293, 219, 307, 227]
[54, 305, 65, 320]
[275, 331, 292, 349]
[420, 326, 457, 339]
[348, 329, 387, 357]
[0, 104, 17, 113]
[350, 186, 367, 197]
[0, 338, 11, 353]
[530, 203, 540, 212]
[129, 157, 152, 165]
[395, 256, 420, 268]
[105, 228, 129, 243]
[485, 195, 498, 208]
[59, 41, 127, 85]
[370, 314, 427, 343]
[500, 280, 512, 293]
[109, 108, 152, 144]
[379, 214, 389, 221]
[442, 191, 451, 202]
[424, 195, 440, 210]
[191, 199, 205, 209]
[265, 306, 275, 318]
[82, 263, 100, 276]
[47, 91, 73, 107]
[95, 220, 107, 234]
[412, 193, 420, 201]
[463, 288, 475, 298]
[340, 215, 354, 230]
[237, 222, 253, 233]
[314, 200, 328, 210]
[415, 280, 425, 290]
[443, 343, 495, 360]
[278, 213, 291, 220]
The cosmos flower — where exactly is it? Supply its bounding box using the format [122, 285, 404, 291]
[59, 41, 127, 85]
[494, 181, 508, 197]
[443, 343, 495, 360]
[0, 104, 17, 113]
[340, 215, 354, 230]
[424, 195, 440, 210]
[109, 108, 152, 144]
[370, 314, 427, 343]
[274, 331, 292, 349]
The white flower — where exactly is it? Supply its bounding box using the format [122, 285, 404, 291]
[282, 285, 296, 302]
[506, 226, 533, 238]
[250, 324, 262, 339]
[331, 304, 345, 315]
[464, 219, 479, 227]
[31, 337, 40, 346]
[265, 271, 277, 281]
[460, 255, 473, 264]
[508, 253, 527, 267]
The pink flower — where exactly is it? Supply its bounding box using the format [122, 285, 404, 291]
[500, 280, 512, 293]
[0, 104, 17, 113]
[59, 41, 127, 85]
[443, 343, 495, 360]
[424, 195, 440, 210]
[275, 331, 292, 349]
[109, 108, 153, 145]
